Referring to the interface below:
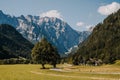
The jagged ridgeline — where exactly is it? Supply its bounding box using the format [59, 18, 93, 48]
[0, 24, 33, 59]
[72, 9, 120, 64]
[0, 10, 90, 54]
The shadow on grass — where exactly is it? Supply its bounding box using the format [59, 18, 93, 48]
[40, 68, 50, 69]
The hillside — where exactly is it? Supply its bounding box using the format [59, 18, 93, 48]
[72, 9, 120, 65]
[0, 24, 33, 59]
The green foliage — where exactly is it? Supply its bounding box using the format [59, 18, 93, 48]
[72, 9, 120, 65]
[0, 58, 30, 64]
[0, 24, 33, 59]
[31, 38, 60, 68]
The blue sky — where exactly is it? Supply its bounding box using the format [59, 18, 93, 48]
[0, 0, 120, 31]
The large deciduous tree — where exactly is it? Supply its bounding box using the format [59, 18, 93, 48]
[31, 38, 60, 69]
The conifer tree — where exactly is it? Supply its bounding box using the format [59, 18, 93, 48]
[32, 38, 60, 69]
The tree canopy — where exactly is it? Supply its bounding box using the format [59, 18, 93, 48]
[31, 38, 60, 69]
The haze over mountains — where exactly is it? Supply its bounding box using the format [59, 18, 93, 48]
[0, 10, 90, 54]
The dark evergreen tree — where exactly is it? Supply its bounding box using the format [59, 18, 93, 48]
[31, 38, 60, 69]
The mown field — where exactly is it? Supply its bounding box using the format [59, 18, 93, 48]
[0, 62, 120, 80]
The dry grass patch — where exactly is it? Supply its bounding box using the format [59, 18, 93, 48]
[0, 64, 120, 80]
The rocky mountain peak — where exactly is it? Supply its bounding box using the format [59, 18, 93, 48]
[0, 10, 90, 54]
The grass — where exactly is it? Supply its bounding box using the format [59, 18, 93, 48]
[0, 64, 120, 80]
[114, 60, 120, 66]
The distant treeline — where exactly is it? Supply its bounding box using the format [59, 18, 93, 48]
[0, 58, 30, 64]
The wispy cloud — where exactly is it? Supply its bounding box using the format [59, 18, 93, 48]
[40, 10, 63, 20]
[76, 22, 84, 27]
[98, 2, 120, 15]
[76, 21, 94, 31]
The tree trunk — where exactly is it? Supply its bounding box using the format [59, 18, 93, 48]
[42, 64, 45, 69]
[53, 64, 56, 68]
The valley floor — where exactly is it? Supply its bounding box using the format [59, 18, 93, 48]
[0, 64, 120, 80]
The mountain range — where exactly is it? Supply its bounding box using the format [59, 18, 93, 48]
[0, 10, 90, 54]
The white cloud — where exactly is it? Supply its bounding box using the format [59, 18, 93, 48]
[40, 10, 63, 20]
[75, 21, 94, 31]
[76, 22, 84, 27]
[98, 2, 120, 15]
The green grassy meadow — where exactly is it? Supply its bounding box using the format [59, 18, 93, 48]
[0, 63, 120, 80]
